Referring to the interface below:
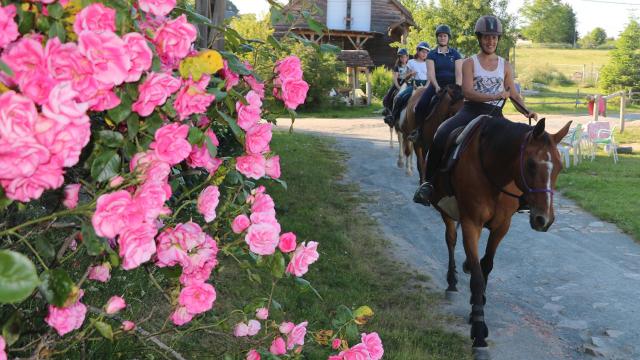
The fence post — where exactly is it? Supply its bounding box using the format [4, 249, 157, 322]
[620, 91, 626, 133]
[593, 94, 600, 122]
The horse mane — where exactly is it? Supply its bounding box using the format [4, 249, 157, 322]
[480, 116, 535, 155]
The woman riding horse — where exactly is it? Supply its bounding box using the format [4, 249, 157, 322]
[382, 48, 410, 119]
[386, 42, 430, 126]
[413, 15, 538, 206]
[408, 24, 463, 143]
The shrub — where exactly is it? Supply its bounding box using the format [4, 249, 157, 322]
[371, 66, 393, 99]
[518, 64, 574, 88]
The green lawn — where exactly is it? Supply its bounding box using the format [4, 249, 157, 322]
[297, 99, 384, 118]
[513, 47, 611, 79]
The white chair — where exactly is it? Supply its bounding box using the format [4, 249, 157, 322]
[558, 123, 583, 168]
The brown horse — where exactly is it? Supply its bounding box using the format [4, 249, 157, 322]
[430, 116, 571, 355]
[395, 84, 463, 179]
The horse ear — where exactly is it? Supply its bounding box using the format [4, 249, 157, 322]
[552, 121, 573, 144]
[533, 118, 546, 138]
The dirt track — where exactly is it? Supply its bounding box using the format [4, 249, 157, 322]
[277, 114, 640, 360]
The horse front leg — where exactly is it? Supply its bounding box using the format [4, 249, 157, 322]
[389, 126, 394, 148]
[405, 140, 413, 176]
[414, 144, 426, 185]
[461, 221, 489, 349]
[481, 220, 510, 285]
[396, 131, 404, 168]
[442, 214, 458, 294]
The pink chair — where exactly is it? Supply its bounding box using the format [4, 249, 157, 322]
[586, 121, 618, 163]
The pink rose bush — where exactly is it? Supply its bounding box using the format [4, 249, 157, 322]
[138, 0, 176, 16]
[286, 241, 320, 277]
[88, 263, 111, 282]
[0, 4, 18, 49]
[273, 56, 309, 110]
[45, 291, 87, 336]
[197, 186, 220, 222]
[331, 332, 384, 360]
[132, 72, 181, 116]
[174, 75, 215, 120]
[105, 296, 126, 314]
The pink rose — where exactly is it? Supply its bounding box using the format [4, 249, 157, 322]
[171, 306, 194, 326]
[41, 82, 90, 127]
[270, 337, 286, 355]
[197, 185, 220, 223]
[109, 176, 124, 188]
[17, 69, 56, 105]
[123, 32, 153, 83]
[155, 227, 190, 268]
[35, 117, 91, 170]
[62, 183, 81, 209]
[286, 321, 307, 350]
[104, 296, 126, 314]
[78, 30, 131, 86]
[133, 181, 172, 223]
[187, 130, 222, 174]
[286, 241, 319, 277]
[275, 56, 303, 81]
[244, 75, 265, 98]
[339, 343, 371, 360]
[251, 192, 275, 215]
[73, 3, 116, 35]
[247, 319, 261, 336]
[1, 158, 64, 202]
[328, 356, 342, 360]
[234, 322, 249, 337]
[0, 4, 18, 49]
[88, 263, 111, 282]
[246, 349, 261, 360]
[332, 338, 342, 350]
[279, 321, 294, 334]
[1, 37, 44, 84]
[0, 335, 6, 360]
[0, 138, 49, 180]
[178, 282, 216, 314]
[154, 15, 197, 67]
[88, 85, 121, 111]
[118, 223, 158, 270]
[138, 0, 176, 16]
[174, 75, 215, 120]
[43, 38, 99, 102]
[231, 214, 250, 234]
[236, 153, 266, 180]
[223, 60, 240, 90]
[360, 333, 383, 360]
[236, 90, 262, 131]
[245, 123, 272, 154]
[265, 156, 281, 179]
[280, 78, 309, 110]
[256, 307, 269, 320]
[278, 232, 296, 253]
[0, 90, 38, 139]
[132, 72, 181, 116]
[150, 123, 192, 165]
[92, 190, 140, 239]
[45, 290, 87, 336]
[245, 223, 279, 255]
[121, 321, 136, 331]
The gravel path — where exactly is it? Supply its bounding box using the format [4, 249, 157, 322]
[277, 114, 640, 359]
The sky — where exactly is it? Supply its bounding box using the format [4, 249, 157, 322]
[230, 0, 638, 38]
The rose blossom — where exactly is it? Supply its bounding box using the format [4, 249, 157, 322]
[92, 190, 140, 239]
[197, 186, 220, 223]
[0, 158, 63, 202]
[265, 156, 281, 179]
[138, 0, 176, 16]
[121, 321, 136, 331]
[0, 90, 39, 139]
[88, 263, 111, 282]
[118, 223, 158, 270]
[270, 337, 286, 355]
[236, 90, 262, 131]
[234, 322, 249, 337]
[132, 72, 181, 116]
[245, 222, 279, 256]
[251, 192, 275, 215]
[18, 68, 56, 105]
[78, 30, 131, 86]
[222, 60, 239, 90]
[246, 350, 261, 360]
[328, 356, 342, 360]
[339, 343, 371, 360]
[278, 232, 296, 253]
[0, 334, 6, 360]
[150, 123, 191, 165]
[105, 296, 126, 314]
[62, 183, 81, 209]
[246, 319, 261, 336]
[123, 32, 153, 82]
[178, 282, 216, 314]
[73, 3, 116, 35]
[286, 241, 319, 277]
[174, 75, 215, 120]
[231, 214, 250, 234]
[275, 56, 303, 81]
[1, 37, 44, 84]
[154, 15, 197, 66]
[280, 78, 309, 110]
[332, 338, 342, 350]
[186, 130, 223, 174]
[279, 321, 294, 334]
[361, 332, 383, 360]
[0, 4, 18, 49]
[171, 306, 193, 326]
[244, 74, 265, 98]
[245, 123, 272, 155]
[109, 176, 124, 188]
[45, 290, 87, 336]
[286, 321, 308, 350]
[256, 307, 269, 320]
[236, 153, 265, 180]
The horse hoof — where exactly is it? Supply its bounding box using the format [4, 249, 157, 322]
[406, 171, 413, 177]
[445, 290, 458, 301]
[396, 161, 403, 168]
[472, 347, 491, 360]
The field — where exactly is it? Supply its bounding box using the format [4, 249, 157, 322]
[512, 47, 611, 80]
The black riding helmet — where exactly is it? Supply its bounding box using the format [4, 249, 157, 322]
[397, 48, 409, 56]
[474, 15, 503, 36]
[435, 24, 451, 38]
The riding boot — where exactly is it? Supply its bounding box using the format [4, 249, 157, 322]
[408, 127, 422, 143]
[413, 182, 434, 206]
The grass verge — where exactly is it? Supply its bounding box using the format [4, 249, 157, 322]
[297, 99, 383, 118]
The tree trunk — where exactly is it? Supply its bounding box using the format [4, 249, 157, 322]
[195, 0, 226, 50]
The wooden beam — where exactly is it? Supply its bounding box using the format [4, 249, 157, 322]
[196, 0, 225, 49]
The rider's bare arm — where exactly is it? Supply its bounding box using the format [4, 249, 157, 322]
[393, 71, 401, 89]
[427, 60, 439, 91]
[461, 58, 505, 103]
[454, 59, 463, 86]
[504, 61, 538, 120]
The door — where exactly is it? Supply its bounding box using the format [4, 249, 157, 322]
[350, 0, 371, 31]
[327, 0, 347, 30]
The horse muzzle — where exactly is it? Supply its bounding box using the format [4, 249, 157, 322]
[529, 211, 554, 232]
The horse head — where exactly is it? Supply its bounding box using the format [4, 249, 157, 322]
[518, 119, 572, 232]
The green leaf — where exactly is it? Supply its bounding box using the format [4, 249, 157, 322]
[173, 6, 214, 26]
[161, 98, 176, 118]
[38, 269, 74, 307]
[0, 59, 13, 77]
[82, 222, 105, 256]
[294, 277, 323, 300]
[126, 114, 140, 140]
[36, 15, 50, 33]
[271, 252, 285, 278]
[143, 113, 164, 135]
[345, 322, 359, 340]
[91, 151, 121, 182]
[98, 130, 124, 148]
[35, 237, 55, 262]
[47, 3, 64, 19]
[123, 138, 138, 159]
[2, 311, 22, 346]
[272, 178, 288, 190]
[94, 320, 113, 340]
[270, 7, 284, 26]
[219, 51, 252, 75]
[320, 43, 341, 54]
[305, 17, 325, 36]
[267, 35, 283, 51]
[47, 21, 66, 42]
[0, 250, 39, 304]
[17, 10, 35, 35]
[107, 96, 133, 124]
[204, 135, 218, 158]
[214, 109, 245, 144]
[188, 126, 205, 146]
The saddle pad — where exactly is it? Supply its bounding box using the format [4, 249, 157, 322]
[456, 115, 490, 145]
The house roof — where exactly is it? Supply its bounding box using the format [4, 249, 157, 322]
[388, 0, 417, 28]
[337, 50, 375, 68]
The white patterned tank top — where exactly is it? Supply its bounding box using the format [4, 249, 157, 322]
[471, 54, 505, 106]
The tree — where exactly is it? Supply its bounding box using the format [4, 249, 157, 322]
[600, 19, 640, 91]
[520, 0, 577, 44]
[580, 27, 607, 48]
[229, 13, 274, 42]
[400, 0, 516, 58]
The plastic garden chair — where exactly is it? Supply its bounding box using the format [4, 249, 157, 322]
[558, 123, 583, 168]
[587, 121, 618, 163]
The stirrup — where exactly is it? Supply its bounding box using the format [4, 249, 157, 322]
[413, 182, 433, 206]
[408, 129, 421, 143]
